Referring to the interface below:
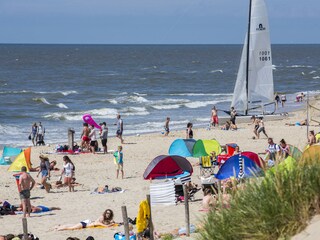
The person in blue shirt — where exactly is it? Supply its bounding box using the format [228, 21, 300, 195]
[114, 146, 124, 179]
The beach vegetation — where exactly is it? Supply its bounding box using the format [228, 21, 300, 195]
[198, 153, 320, 240]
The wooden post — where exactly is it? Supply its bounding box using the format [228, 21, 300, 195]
[22, 218, 28, 240]
[67, 128, 75, 151]
[146, 194, 154, 240]
[121, 206, 130, 240]
[183, 184, 190, 236]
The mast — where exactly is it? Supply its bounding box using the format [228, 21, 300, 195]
[245, 0, 253, 115]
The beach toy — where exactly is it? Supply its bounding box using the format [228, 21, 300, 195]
[82, 114, 101, 130]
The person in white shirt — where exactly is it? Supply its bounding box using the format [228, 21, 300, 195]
[89, 125, 98, 154]
[266, 138, 281, 163]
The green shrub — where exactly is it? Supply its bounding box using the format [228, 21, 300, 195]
[198, 156, 320, 240]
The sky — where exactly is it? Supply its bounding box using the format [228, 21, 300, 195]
[0, 0, 319, 44]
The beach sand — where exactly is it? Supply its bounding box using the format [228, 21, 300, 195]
[1, 101, 319, 240]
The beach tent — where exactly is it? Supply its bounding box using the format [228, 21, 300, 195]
[215, 155, 260, 180]
[316, 133, 320, 143]
[8, 147, 32, 172]
[239, 151, 264, 168]
[192, 139, 222, 157]
[143, 155, 193, 180]
[267, 155, 296, 175]
[301, 145, 320, 164]
[288, 144, 302, 161]
[0, 146, 22, 165]
[225, 143, 238, 155]
[168, 139, 196, 157]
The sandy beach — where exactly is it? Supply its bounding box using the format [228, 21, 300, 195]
[1, 101, 320, 240]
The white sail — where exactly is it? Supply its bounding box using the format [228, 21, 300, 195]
[231, 0, 274, 114]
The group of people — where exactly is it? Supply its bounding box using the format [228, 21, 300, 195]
[29, 122, 45, 146]
[80, 114, 124, 154]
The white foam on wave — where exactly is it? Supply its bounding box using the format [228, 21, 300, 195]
[133, 92, 147, 96]
[210, 69, 223, 73]
[312, 76, 320, 79]
[169, 93, 233, 97]
[287, 65, 313, 68]
[59, 90, 78, 96]
[109, 99, 118, 104]
[121, 107, 149, 116]
[0, 124, 21, 135]
[309, 71, 317, 74]
[33, 97, 51, 105]
[57, 103, 68, 109]
[184, 100, 220, 109]
[115, 95, 149, 104]
[152, 104, 181, 110]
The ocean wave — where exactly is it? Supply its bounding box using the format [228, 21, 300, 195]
[59, 90, 78, 96]
[33, 97, 51, 105]
[312, 76, 320, 79]
[184, 100, 220, 109]
[121, 107, 149, 116]
[210, 69, 223, 73]
[286, 65, 313, 68]
[110, 95, 149, 104]
[184, 70, 198, 74]
[0, 124, 21, 135]
[152, 104, 181, 110]
[57, 103, 68, 109]
[169, 93, 233, 97]
[309, 71, 317, 74]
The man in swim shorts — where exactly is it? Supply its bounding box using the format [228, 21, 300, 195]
[19, 166, 35, 218]
[80, 123, 90, 151]
[211, 106, 219, 127]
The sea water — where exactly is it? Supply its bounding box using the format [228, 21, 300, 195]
[0, 44, 319, 147]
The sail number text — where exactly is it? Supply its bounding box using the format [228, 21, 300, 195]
[259, 50, 271, 61]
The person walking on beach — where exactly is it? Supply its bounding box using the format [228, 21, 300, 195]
[275, 93, 280, 109]
[80, 123, 90, 151]
[89, 125, 98, 154]
[114, 146, 124, 179]
[281, 94, 286, 107]
[61, 156, 75, 192]
[251, 116, 259, 139]
[257, 117, 268, 139]
[164, 117, 170, 136]
[186, 122, 194, 139]
[19, 166, 35, 218]
[115, 114, 124, 144]
[230, 107, 237, 125]
[37, 155, 51, 193]
[36, 122, 45, 146]
[100, 122, 108, 154]
[211, 106, 219, 128]
[29, 122, 38, 146]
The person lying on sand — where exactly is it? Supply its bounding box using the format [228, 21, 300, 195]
[30, 160, 59, 172]
[285, 119, 307, 126]
[15, 204, 61, 213]
[54, 209, 115, 231]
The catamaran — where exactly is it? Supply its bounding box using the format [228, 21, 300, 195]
[231, 0, 275, 116]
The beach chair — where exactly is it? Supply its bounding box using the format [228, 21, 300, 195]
[199, 156, 216, 176]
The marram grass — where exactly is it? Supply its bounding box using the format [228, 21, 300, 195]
[198, 155, 320, 240]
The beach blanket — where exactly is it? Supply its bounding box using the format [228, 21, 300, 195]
[91, 187, 125, 194]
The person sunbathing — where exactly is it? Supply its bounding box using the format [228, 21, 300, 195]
[55, 209, 115, 231]
[285, 119, 307, 126]
[16, 204, 61, 213]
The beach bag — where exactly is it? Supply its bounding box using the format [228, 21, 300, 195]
[114, 233, 136, 240]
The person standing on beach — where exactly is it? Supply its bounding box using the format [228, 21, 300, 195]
[80, 123, 90, 151]
[275, 94, 280, 109]
[266, 138, 281, 162]
[100, 122, 108, 154]
[37, 122, 45, 146]
[29, 123, 38, 146]
[19, 166, 35, 218]
[211, 106, 219, 128]
[114, 146, 124, 179]
[281, 94, 286, 107]
[164, 117, 170, 136]
[186, 122, 194, 139]
[37, 155, 51, 193]
[115, 114, 124, 144]
[89, 125, 98, 154]
[230, 107, 237, 125]
[308, 130, 316, 146]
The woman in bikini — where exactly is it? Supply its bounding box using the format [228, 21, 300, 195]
[55, 209, 115, 230]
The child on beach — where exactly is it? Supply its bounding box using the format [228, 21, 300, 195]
[114, 146, 124, 179]
[164, 117, 170, 136]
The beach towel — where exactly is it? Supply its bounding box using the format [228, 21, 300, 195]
[91, 186, 124, 194]
[201, 156, 212, 167]
[136, 200, 150, 233]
